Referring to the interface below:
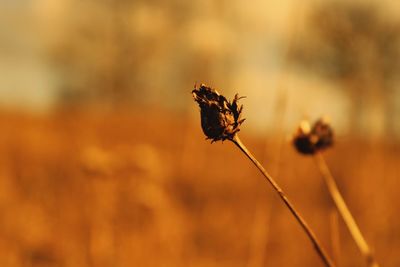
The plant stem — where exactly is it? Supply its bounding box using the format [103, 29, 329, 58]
[231, 135, 335, 267]
[330, 209, 341, 266]
[314, 152, 379, 267]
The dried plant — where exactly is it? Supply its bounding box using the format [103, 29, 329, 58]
[293, 119, 380, 267]
[192, 84, 335, 267]
[293, 118, 333, 155]
[192, 84, 245, 142]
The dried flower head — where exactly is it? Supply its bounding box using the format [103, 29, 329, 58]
[192, 84, 245, 142]
[293, 118, 334, 155]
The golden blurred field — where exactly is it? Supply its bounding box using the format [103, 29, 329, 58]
[0, 110, 398, 267]
[1, 1, 400, 266]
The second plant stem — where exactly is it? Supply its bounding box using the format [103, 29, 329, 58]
[231, 135, 335, 267]
[314, 152, 379, 267]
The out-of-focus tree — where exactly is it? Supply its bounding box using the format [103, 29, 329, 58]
[290, 2, 400, 137]
[48, 0, 128, 107]
[46, 0, 232, 110]
[47, 0, 179, 108]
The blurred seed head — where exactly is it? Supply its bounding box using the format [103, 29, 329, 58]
[192, 84, 245, 142]
[293, 118, 334, 155]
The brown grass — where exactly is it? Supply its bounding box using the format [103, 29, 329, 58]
[232, 135, 335, 266]
[314, 152, 380, 267]
[0, 110, 398, 267]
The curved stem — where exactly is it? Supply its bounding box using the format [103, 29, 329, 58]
[231, 135, 335, 267]
[314, 152, 379, 267]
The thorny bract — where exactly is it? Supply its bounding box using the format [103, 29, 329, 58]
[192, 84, 245, 142]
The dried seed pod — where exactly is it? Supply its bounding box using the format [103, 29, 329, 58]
[192, 84, 245, 142]
[293, 118, 334, 155]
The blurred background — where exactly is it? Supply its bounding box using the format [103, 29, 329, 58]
[0, 0, 399, 266]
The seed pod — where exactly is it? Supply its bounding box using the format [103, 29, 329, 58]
[192, 84, 245, 142]
[293, 118, 334, 155]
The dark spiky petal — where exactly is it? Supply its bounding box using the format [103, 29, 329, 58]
[192, 84, 245, 142]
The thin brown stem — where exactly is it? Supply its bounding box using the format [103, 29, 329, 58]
[231, 135, 335, 267]
[314, 152, 379, 267]
[330, 209, 341, 266]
